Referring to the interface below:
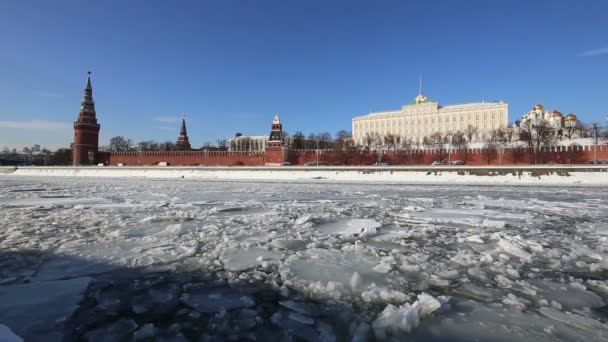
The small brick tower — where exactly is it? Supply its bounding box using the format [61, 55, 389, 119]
[175, 114, 192, 151]
[265, 114, 287, 165]
[268, 114, 284, 147]
[73, 72, 101, 165]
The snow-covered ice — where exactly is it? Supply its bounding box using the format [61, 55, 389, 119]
[0, 176, 607, 341]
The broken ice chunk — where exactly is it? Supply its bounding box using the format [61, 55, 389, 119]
[361, 285, 408, 304]
[269, 239, 307, 251]
[317, 218, 381, 236]
[289, 312, 315, 325]
[0, 324, 22, 342]
[180, 287, 255, 313]
[220, 247, 283, 271]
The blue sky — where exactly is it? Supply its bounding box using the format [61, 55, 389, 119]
[0, 0, 607, 150]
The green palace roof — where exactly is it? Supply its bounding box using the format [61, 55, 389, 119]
[407, 94, 435, 106]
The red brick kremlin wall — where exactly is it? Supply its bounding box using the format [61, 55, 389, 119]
[99, 145, 607, 166]
[288, 145, 608, 165]
[100, 151, 266, 166]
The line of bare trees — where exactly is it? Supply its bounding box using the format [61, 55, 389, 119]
[102, 136, 229, 152]
[281, 130, 353, 150]
[356, 121, 607, 164]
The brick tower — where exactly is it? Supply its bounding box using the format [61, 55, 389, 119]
[175, 115, 192, 151]
[268, 114, 284, 147]
[265, 114, 287, 165]
[73, 72, 101, 165]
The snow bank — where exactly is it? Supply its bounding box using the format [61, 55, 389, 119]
[7, 166, 608, 185]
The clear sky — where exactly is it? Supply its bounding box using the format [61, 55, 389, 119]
[0, 0, 607, 150]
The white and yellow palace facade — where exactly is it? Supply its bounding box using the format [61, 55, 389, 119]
[352, 92, 509, 144]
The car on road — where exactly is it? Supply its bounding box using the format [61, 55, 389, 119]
[431, 160, 448, 165]
[450, 160, 465, 165]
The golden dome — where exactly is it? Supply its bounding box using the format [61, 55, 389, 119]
[534, 103, 544, 110]
[552, 110, 563, 118]
[564, 113, 577, 121]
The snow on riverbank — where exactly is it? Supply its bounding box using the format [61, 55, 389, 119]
[1, 177, 608, 340]
[5, 165, 608, 185]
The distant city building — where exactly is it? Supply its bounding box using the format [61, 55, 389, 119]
[352, 87, 509, 145]
[519, 103, 579, 138]
[31, 144, 41, 153]
[229, 135, 268, 152]
[175, 116, 192, 151]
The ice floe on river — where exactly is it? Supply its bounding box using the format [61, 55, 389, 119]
[0, 176, 607, 341]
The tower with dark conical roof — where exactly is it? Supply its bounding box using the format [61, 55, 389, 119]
[267, 114, 284, 147]
[73, 71, 101, 165]
[175, 115, 192, 151]
[265, 114, 287, 165]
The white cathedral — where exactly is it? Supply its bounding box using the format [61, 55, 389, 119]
[519, 103, 579, 138]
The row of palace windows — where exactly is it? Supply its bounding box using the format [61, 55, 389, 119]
[354, 122, 502, 136]
[355, 113, 502, 130]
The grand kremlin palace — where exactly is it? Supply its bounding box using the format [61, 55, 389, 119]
[352, 91, 509, 144]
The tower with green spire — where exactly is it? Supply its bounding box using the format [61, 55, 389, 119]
[175, 114, 192, 151]
[73, 71, 101, 165]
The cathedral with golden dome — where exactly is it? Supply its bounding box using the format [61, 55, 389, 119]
[520, 103, 580, 138]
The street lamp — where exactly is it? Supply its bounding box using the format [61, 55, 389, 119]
[447, 131, 453, 164]
[138, 142, 143, 166]
[316, 139, 320, 166]
[592, 123, 599, 165]
[216, 139, 220, 166]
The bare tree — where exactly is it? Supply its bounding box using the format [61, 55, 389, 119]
[216, 139, 227, 151]
[451, 131, 468, 149]
[363, 132, 382, 150]
[482, 141, 498, 165]
[423, 132, 446, 162]
[519, 119, 556, 164]
[318, 132, 334, 149]
[400, 137, 413, 150]
[492, 128, 510, 147]
[427, 132, 445, 150]
[138, 140, 153, 151]
[305, 133, 317, 149]
[335, 137, 358, 165]
[335, 130, 351, 142]
[50, 148, 73, 165]
[383, 134, 399, 150]
[451, 130, 469, 162]
[464, 125, 478, 143]
[109, 136, 129, 152]
[292, 132, 306, 149]
[159, 141, 176, 151]
[564, 121, 584, 140]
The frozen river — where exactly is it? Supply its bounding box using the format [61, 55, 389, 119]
[1, 176, 607, 341]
